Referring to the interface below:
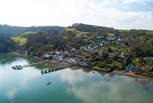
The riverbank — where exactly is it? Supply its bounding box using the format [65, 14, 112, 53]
[45, 60, 153, 79]
[111, 70, 153, 80]
[8, 52, 153, 79]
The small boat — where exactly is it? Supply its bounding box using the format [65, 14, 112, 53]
[12, 65, 23, 70]
[41, 71, 44, 74]
[12, 66, 16, 69]
[46, 81, 52, 85]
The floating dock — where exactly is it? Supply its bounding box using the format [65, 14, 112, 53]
[40, 66, 69, 75]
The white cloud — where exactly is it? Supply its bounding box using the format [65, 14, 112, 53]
[58, 68, 96, 84]
[122, 0, 152, 4]
[0, 58, 40, 100]
[68, 75, 153, 103]
[6, 88, 17, 100]
[0, 0, 152, 29]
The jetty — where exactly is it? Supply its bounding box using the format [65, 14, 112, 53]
[40, 65, 71, 75]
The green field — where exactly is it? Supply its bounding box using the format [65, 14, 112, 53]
[11, 36, 27, 45]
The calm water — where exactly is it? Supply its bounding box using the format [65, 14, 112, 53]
[0, 54, 153, 103]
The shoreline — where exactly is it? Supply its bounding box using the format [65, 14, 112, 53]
[46, 60, 153, 79]
[110, 70, 153, 80]
[8, 52, 153, 79]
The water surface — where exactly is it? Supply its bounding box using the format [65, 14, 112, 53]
[0, 54, 153, 103]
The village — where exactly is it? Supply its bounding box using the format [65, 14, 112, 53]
[39, 31, 153, 74]
[40, 33, 122, 66]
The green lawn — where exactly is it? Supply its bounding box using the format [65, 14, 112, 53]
[11, 36, 27, 45]
[145, 31, 153, 36]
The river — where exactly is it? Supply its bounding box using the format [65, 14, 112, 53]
[0, 53, 153, 103]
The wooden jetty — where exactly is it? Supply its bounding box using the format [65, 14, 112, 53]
[40, 66, 71, 75]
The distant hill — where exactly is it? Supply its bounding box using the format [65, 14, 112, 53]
[1, 23, 153, 36]
[0, 24, 64, 36]
[0, 35, 16, 52]
[69, 23, 118, 33]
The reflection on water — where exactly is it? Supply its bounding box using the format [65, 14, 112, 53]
[0, 54, 153, 103]
[58, 69, 153, 103]
[0, 54, 17, 64]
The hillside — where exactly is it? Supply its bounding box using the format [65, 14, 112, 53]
[0, 23, 153, 76]
[0, 35, 16, 52]
[70, 23, 118, 33]
[12, 23, 152, 77]
[0, 24, 64, 36]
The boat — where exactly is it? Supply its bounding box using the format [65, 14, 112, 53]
[12, 65, 23, 70]
[46, 81, 52, 85]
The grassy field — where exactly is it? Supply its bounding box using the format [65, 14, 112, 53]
[11, 36, 27, 45]
[11, 32, 37, 45]
[145, 31, 153, 36]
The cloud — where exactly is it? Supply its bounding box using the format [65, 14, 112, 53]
[58, 68, 96, 84]
[0, 58, 40, 100]
[6, 88, 17, 100]
[122, 0, 152, 4]
[0, 0, 152, 29]
[68, 75, 153, 103]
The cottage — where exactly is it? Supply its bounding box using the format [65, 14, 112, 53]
[108, 53, 118, 58]
[120, 53, 128, 59]
[144, 57, 153, 61]
[125, 64, 141, 72]
[78, 61, 88, 67]
[117, 38, 122, 42]
[43, 53, 52, 60]
[140, 66, 153, 72]
[53, 55, 64, 61]
[66, 58, 77, 64]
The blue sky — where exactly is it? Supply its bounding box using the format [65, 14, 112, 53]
[118, 0, 153, 11]
[0, 0, 153, 30]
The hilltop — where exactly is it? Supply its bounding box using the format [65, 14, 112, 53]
[0, 24, 64, 36]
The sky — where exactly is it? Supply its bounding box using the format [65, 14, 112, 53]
[0, 0, 153, 30]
